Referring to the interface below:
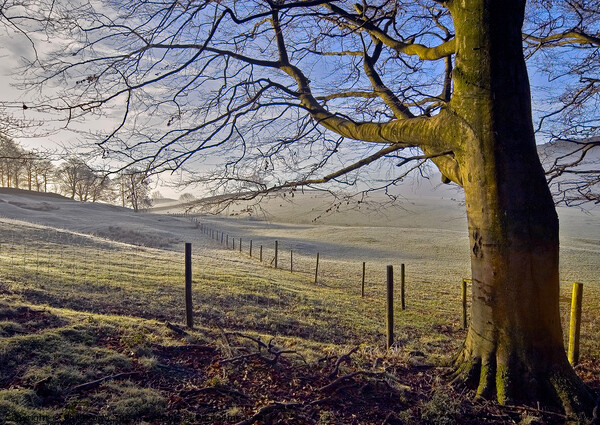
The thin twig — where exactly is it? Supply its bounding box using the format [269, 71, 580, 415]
[219, 352, 263, 364]
[319, 371, 407, 393]
[226, 331, 268, 350]
[180, 385, 249, 399]
[67, 372, 142, 394]
[152, 343, 216, 353]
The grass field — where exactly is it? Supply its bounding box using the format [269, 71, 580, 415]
[0, 189, 599, 424]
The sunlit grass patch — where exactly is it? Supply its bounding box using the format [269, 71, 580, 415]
[0, 215, 598, 424]
[0, 388, 57, 425]
[87, 382, 166, 422]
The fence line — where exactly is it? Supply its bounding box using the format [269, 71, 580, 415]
[0, 216, 594, 355]
[186, 216, 597, 353]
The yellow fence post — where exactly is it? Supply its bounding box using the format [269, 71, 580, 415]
[568, 282, 583, 366]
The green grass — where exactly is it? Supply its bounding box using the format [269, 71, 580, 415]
[1, 218, 599, 356]
[0, 220, 470, 354]
[0, 218, 599, 424]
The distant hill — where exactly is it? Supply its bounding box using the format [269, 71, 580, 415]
[537, 137, 600, 205]
[0, 189, 187, 249]
[0, 185, 598, 290]
[148, 139, 600, 218]
[537, 137, 600, 171]
[0, 187, 68, 199]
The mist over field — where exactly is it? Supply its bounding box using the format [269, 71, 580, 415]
[0, 185, 599, 424]
[1, 182, 598, 289]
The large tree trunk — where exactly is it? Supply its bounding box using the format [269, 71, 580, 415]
[448, 0, 595, 413]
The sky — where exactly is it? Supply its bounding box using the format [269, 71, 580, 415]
[0, 2, 593, 201]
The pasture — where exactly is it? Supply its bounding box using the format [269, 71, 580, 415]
[0, 189, 599, 424]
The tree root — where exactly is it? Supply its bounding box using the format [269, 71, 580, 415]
[450, 352, 596, 419]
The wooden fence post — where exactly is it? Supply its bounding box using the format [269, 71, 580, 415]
[386, 265, 394, 350]
[233, 238, 235, 250]
[400, 263, 406, 310]
[462, 279, 468, 329]
[250, 240, 253, 257]
[185, 243, 193, 329]
[290, 250, 293, 273]
[239, 238, 242, 253]
[260, 245, 263, 262]
[221, 232, 224, 244]
[315, 253, 320, 283]
[568, 282, 584, 366]
[274, 240, 278, 268]
[361, 261, 366, 297]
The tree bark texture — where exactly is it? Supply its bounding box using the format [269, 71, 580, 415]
[447, 0, 595, 413]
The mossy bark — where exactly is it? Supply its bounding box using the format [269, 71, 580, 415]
[446, 0, 595, 415]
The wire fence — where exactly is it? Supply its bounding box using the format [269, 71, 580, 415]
[189, 215, 600, 362]
[1, 215, 599, 359]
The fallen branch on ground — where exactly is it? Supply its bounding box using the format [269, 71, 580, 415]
[328, 345, 360, 379]
[165, 322, 189, 336]
[319, 371, 408, 393]
[180, 385, 249, 399]
[152, 343, 216, 353]
[220, 332, 306, 365]
[234, 402, 302, 425]
[225, 331, 268, 350]
[67, 372, 142, 394]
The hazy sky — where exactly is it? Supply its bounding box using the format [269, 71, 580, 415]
[0, 4, 582, 200]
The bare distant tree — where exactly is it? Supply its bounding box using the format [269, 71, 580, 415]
[56, 157, 87, 199]
[89, 175, 114, 203]
[0, 133, 27, 188]
[55, 156, 110, 201]
[178, 193, 195, 202]
[0, 134, 58, 192]
[151, 190, 165, 201]
[32, 159, 54, 192]
[2, 0, 599, 415]
[73, 167, 98, 202]
[22, 151, 37, 191]
[116, 169, 152, 212]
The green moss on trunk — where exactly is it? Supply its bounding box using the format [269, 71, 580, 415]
[445, 0, 595, 417]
